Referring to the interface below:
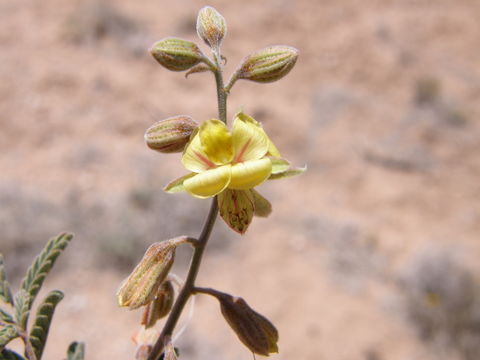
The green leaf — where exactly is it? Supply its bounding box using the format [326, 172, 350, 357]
[0, 309, 14, 325]
[0, 282, 13, 308]
[268, 165, 306, 180]
[0, 349, 25, 360]
[66, 342, 85, 360]
[0, 325, 19, 352]
[20, 233, 72, 307]
[0, 255, 14, 306]
[29, 290, 64, 360]
[14, 290, 30, 331]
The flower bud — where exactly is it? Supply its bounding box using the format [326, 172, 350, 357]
[236, 45, 298, 83]
[196, 6, 226, 51]
[163, 338, 178, 360]
[145, 116, 198, 153]
[150, 38, 204, 71]
[117, 238, 186, 309]
[133, 327, 159, 360]
[141, 280, 175, 328]
[218, 294, 279, 356]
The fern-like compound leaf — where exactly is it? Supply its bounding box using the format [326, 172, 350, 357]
[20, 233, 72, 307]
[0, 255, 6, 284]
[29, 290, 64, 360]
[0, 255, 14, 306]
[66, 342, 85, 360]
[14, 290, 30, 331]
[0, 309, 14, 325]
[0, 349, 25, 360]
[0, 325, 19, 352]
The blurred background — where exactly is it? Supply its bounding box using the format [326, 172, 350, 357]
[1, 0, 480, 359]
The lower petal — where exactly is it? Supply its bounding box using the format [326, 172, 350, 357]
[183, 165, 232, 198]
[228, 158, 272, 190]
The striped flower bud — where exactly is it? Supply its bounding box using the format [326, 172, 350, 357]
[150, 38, 204, 72]
[218, 294, 279, 356]
[145, 116, 198, 153]
[196, 6, 226, 52]
[236, 45, 298, 83]
[117, 237, 187, 309]
[141, 280, 175, 329]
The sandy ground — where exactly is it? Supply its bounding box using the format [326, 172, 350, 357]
[1, 0, 480, 359]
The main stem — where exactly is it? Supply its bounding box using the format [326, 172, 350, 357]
[147, 57, 227, 360]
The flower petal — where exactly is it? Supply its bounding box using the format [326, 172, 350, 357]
[199, 119, 234, 165]
[183, 165, 232, 198]
[229, 158, 272, 190]
[268, 165, 307, 180]
[218, 189, 254, 234]
[182, 130, 216, 172]
[270, 158, 290, 174]
[251, 190, 272, 217]
[164, 173, 196, 193]
[235, 112, 282, 158]
[232, 114, 268, 162]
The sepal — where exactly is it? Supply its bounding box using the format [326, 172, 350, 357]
[251, 190, 272, 218]
[218, 189, 254, 234]
[163, 173, 196, 193]
[269, 165, 306, 179]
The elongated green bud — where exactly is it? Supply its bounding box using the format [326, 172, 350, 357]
[145, 115, 198, 153]
[236, 45, 298, 83]
[196, 6, 226, 51]
[150, 38, 204, 71]
[141, 280, 175, 328]
[218, 294, 279, 356]
[117, 237, 186, 309]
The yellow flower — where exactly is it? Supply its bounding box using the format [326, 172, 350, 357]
[164, 112, 304, 233]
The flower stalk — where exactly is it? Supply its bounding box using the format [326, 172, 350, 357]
[146, 56, 227, 358]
